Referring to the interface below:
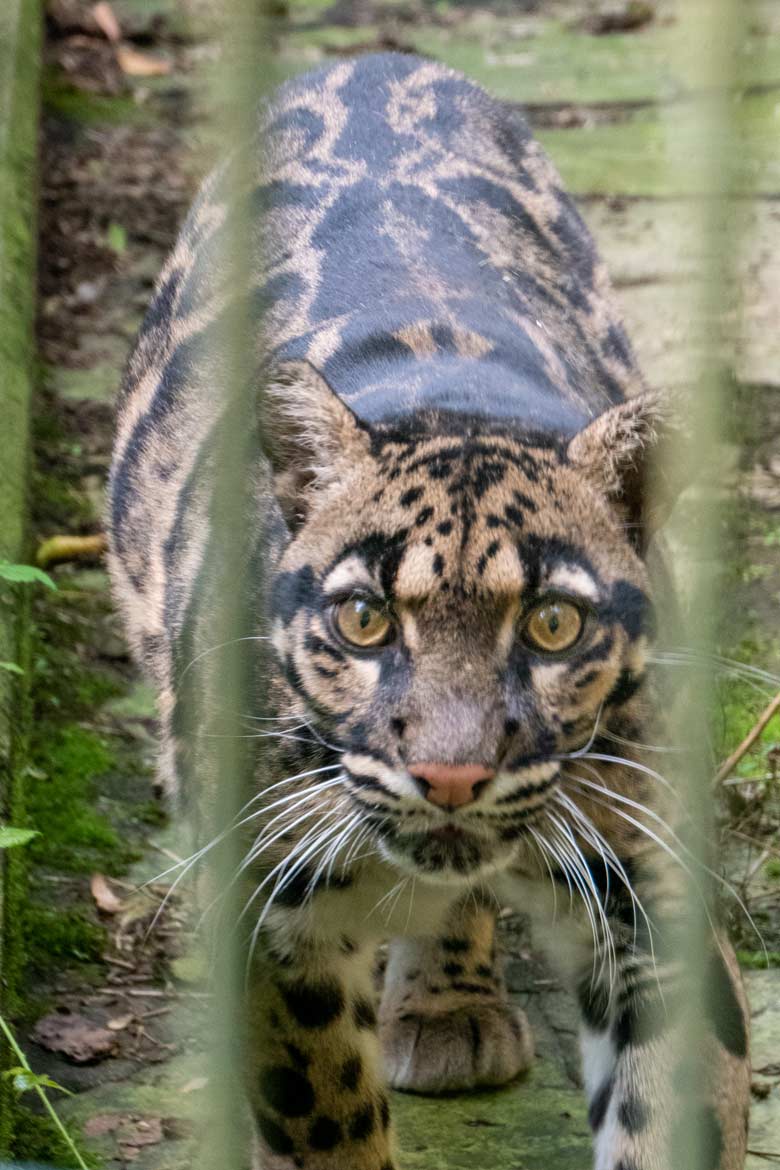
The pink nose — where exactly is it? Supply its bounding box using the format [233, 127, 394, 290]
[408, 762, 495, 809]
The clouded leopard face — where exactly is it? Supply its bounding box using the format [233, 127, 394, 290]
[265, 363, 672, 885]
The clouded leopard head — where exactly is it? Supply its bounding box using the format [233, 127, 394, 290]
[262, 361, 680, 884]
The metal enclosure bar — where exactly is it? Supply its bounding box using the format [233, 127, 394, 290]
[190, 6, 276, 1170]
[662, 1, 744, 1167]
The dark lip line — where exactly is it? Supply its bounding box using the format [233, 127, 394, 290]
[347, 793, 550, 840]
[343, 762, 560, 815]
[494, 769, 560, 805]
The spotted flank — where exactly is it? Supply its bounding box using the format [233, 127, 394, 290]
[108, 53, 750, 1170]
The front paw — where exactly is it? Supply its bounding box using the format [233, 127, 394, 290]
[380, 1001, 534, 1093]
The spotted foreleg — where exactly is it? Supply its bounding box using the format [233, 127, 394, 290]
[379, 898, 533, 1093]
[579, 939, 750, 1170]
[247, 927, 396, 1170]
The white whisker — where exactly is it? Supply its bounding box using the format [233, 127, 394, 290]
[404, 877, 417, 933]
[528, 827, 559, 922]
[236, 764, 341, 817]
[545, 813, 612, 985]
[575, 750, 682, 801]
[598, 727, 688, 756]
[547, 809, 616, 985]
[650, 648, 780, 692]
[239, 714, 307, 723]
[566, 776, 767, 962]
[313, 813, 364, 892]
[297, 715, 343, 755]
[238, 784, 345, 875]
[367, 877, 407, 923]
[553, 790, 660, 992]
[178, 634, 270, 684]
[243, 810, 348, 939]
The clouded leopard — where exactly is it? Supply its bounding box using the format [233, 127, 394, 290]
[108, 52, 750, 1170]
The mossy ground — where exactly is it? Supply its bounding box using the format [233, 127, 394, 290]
[7, 395, 161, 1160]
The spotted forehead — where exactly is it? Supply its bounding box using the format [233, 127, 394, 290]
[341, 434, 605, 600]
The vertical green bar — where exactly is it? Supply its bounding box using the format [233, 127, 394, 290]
[0, 0, 41, 1152]
[190, 6, 278, 1169]
[661, 2, 742, 1167]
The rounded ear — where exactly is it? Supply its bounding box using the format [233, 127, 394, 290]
[567, 390, 688, 549]
[259, 360, 372, 530]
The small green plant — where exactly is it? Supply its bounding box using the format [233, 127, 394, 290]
[0, 561, 56, 588]
[106, 221, 128, 255]
[2, 1066, 72, 1095]
[0, 833, 88, 1168]
[0, 1015, 87, 1170]
[0, 827, 38, 849]
[0, 561, 57, 675]
[737, 950, 780, 970]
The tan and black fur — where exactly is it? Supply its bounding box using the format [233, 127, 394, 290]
[108, 53, 750, 1170]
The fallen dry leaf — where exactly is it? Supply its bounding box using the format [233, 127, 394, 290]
[117, 1116, 164, 1159]
[117, 889, 157, 931]
[180, 1075, 208, 1094]
[91, 872, 124, 914]
[161, 1116, 195, 1140]
[107, 1013, 135, 1031]
[583, 0, 655, 34]
[36, 532, 107, 568]
[47, 0, 110, 37]
[91, 1, 121, 42]
[33, 1011, 117, 1064]
[116, 45, 171, 77]
[84, 1114, 121, 1138]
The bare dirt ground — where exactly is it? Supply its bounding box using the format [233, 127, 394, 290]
[12, 0, 780, 1166]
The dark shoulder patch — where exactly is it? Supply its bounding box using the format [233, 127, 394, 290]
[618, 1095, 649, 1135]
[614, 992, 669, 1051]
[588, 1074, 613, 1131]
[578, 977, 611, 1031]
[706, 949, 748, 1058]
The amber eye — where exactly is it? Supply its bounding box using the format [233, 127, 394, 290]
[523, 599, 584, 654]
[333, 598, 394, 649]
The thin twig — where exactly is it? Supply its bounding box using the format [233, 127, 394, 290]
[744, 849, 771, 886]
[92, 986, 212, 999]
[728, 829, 780, 862]
[714, 690, 780, 786]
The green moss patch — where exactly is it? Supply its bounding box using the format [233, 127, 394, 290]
[11, 1104, 101, 1170]
[737, 950, 780, 970]
[26, 726, 130, 874]
[24, 906, 106, 970]
[42, 67, 149, 126]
